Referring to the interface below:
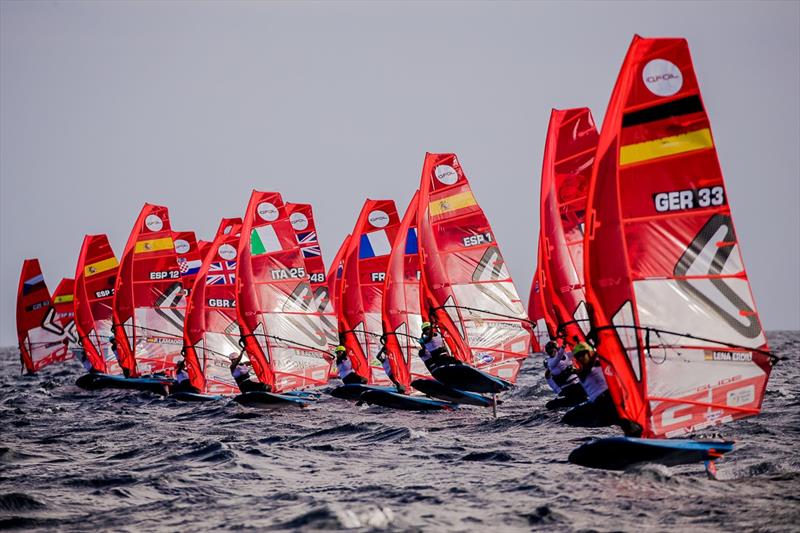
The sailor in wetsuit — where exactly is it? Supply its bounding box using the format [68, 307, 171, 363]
[229, 352, 270, 393]
[561, 342, 619, 427]
[543, 341, 587, 409]
[376, 336, 406, 394]
[335, 346, 368, 385]
[418, 322, 462, 372]
[171, 358, 198, 394]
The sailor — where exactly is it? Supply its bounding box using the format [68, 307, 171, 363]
[376, 336, 406, 394]
[171, 358, 198, 394]
[76, 347, 98, 374]
[544, 341, 587, 409]
[335, 346, 368, 385]
[418, 322, 461, 371]
[561, 342, 619, 427]
[71, 338, 97, 374]
[229, 351, 270, 393]
[108, 335, 130, 378]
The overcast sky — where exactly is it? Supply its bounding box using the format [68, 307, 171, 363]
[1, 1, 798, 345]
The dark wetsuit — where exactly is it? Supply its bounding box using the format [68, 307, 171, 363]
[419, 332, 462, 372]
[232, 364, 269, 393]
[545, 349, 587, 409]
[337, 357, 367, 385]
[173, 370, 198, 394]
[561, 359, 618, 427]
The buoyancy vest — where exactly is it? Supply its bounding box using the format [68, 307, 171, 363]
[547, 348, 580, 388]
[337, 358, 354, 379]
[419, 333, 446, 361]
[579, 360, 608, 402]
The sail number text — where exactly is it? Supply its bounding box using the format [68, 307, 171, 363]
[654, 186, 725, 213]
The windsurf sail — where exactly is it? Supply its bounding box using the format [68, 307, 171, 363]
[538, 108, 598, 345]
[326, 233, 351, 378]
[381, 191, 431, 387]
[74, 234, 120, 374]
[527, 258, 550, 353]
[286, 203, 339, 354]
[583, 36, 774, 438]
[198, 240, 213, 258]
[417, 153, 533, 382]
[112, 204, 186, 377]
[51, 278, 79, 350]
[236, 191, 332, 392]
[339, 199, 401, 384]
[183, 218, 243, 394]
[327, 234, 351, 330]
[16, 259, 72, 373]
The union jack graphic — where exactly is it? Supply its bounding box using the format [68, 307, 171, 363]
[206, 261, 236, 285]
[297, 231, 321, 258]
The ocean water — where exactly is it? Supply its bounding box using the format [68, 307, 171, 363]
[1, 331, 798, 532]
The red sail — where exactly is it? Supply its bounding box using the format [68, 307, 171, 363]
[339, 199, 401, 384]
[74, 234, 120, 373]
[327, 233, 350, 325]
[198, 240, 213, 258]
[285, 203, 339, 354]
[51, 278, 78, 349]
[183, 218, 243, 394]
[381, 191, 430, 387]
[584, 36, 772, 438]
[417, 153, 533, 382]
[326, 233, 351, 379]
[113, 204, 185, 377]
[527, 258, 549, 353]
[16, 259, 71, 373]
[538, 108, 598, 345]
[236, 191, 331, 392]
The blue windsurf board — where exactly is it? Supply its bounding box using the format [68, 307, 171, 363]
[411, 378, 494, 407]
[359, 389, 457, 411]
[329, 384, 395, 401]
[431, 364, 512, 394]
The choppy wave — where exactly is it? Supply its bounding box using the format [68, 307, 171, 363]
[1, 332, 798, 532]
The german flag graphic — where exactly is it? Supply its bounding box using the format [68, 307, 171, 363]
[619, 94, 714, 166]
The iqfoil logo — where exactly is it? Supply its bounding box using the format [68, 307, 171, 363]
[257, 202, 279, 222]
[368, 210, 389, 228]
[643, 59, 682, 97]
[434, 164, 458, 185]
[145, 214, 163, 232]
[173, 239, 190, 254]
[218, 244, 237, 260]
[290, 212, 309, 231]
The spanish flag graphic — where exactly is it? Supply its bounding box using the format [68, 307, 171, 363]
[134, 237, 174, 254]
[84, 257, 119, 277]
[429, 188, 478, 219]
